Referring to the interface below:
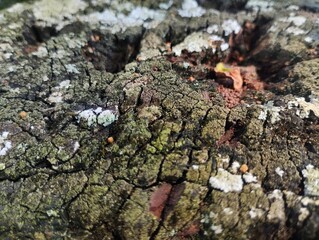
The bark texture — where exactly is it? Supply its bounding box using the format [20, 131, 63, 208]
[0, 0, 319, 239]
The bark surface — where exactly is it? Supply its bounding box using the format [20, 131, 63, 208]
[0, 0, 319, 239]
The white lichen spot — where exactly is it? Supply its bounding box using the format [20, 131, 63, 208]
[243, 173, 258, 183]
[192, 165, 199, 170]
[209, 35, 224, 42]
[0, 163, 5, 170]
[288, 97, 319, 118]
[58, 80, 71, 89]
[207, 24, 219, 34]
[298, 207, 310, 223]
[46, 209, 59, 217]
[42, 75, 49, 82]
[77, 107, 118, 127]
[302, 164, 319, 196]
[183, 62, 190, 68]
[301, 197, 314, 206]
[7, 3, 25, 13]
[287, 5, 300, 11]
[82, 4, 165, 33]
[222, 19, 241, 36]
[221, 155, 230, 164]
[32, 46, 48, 57]
[3, 52, 12, 59]
[51, 49, 67, 59]
[246, 0, 274, 11]
[210, 225, 223, 234]
[0, 43, 14, 61]
[249, 207, 264, 219]
[275, 167, 284, 177]
[169, 229, 176, 237]
[66, 64, 80, 74]
[73, 141, 80, 153]
[269, 189, 283, 199]
[47, 92, 63, 103]
[209, 168, 243, 193]
[173, 32, 212, 56]
[7, 66, 17, 73]
[10, 88, 20, 94]
[304, 36, 313, 43]
[47, 80, 71, 103]
[209, 211, 216, 218]
[230, 161, 240, 173]
[267, 190, 285, 223]
[0, 132, 12, 156]
[97, 109, 118, 127]
[178, 0, 206, 18]
[159, 0, 173, 10]
[286, 26, 306, 35]
[220, 43, 229, 51]
[223, 208, 233, 215]
[33, 0, 88, 30]
[280, 15, 306, 27]
[258, 101, 282, 124]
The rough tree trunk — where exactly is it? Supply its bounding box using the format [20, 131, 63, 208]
[0, 0, 319, 239]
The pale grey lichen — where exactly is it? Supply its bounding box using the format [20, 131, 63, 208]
[210, 224, 223, 234]
[249, 207, 265, 219]
[77, 107, 118, 127]
[73, 141, 80, 153]
[0, 163, 5, 170]
[286, 26, 306, 36]
[46, 209, 59, 217]
[275, 167, 284, 178]
[159, 0, 173, 10]
[172, 32, 212, 56]
[66, 64, 80, 74]
[304, 36, 313, 43]
[279, 16, 307, 27]
[221, 19, 241, 36]
[298, 207, 310, 223]
[209, 168, 243, 193]
[206, 24, 219, 34]
[243, 173, 258, 183]
[47, 92, 64, 103]
[46, 80, 72, 103]
[97, 109, 118, 127]
[0, 131, 12, 156]
[287, 97, 319, 118]
[267, 190, 285, 223]
[32, 0, 88, 30]
[246, 0, 274, 12]
[81, 4, 166, 33]
[302, 164, 319, 196]
[287, 5, 300, 11]
[258, 101, 282, 124]
[172, 32, 229, 56]
[32, 46, 49, 58]
[230, 161, 240, 173]
[178, 0, 206, 18]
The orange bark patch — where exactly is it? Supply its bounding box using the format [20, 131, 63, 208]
[240, 65, 265, 90]
[177, 222, 200, 238]
[216, 85, 242, 108]
[214, 63, 243, 92]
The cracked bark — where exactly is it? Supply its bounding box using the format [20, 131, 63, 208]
[0, 0, 319, 239]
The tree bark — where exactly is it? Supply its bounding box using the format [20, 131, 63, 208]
[0, 0, 319, 239]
